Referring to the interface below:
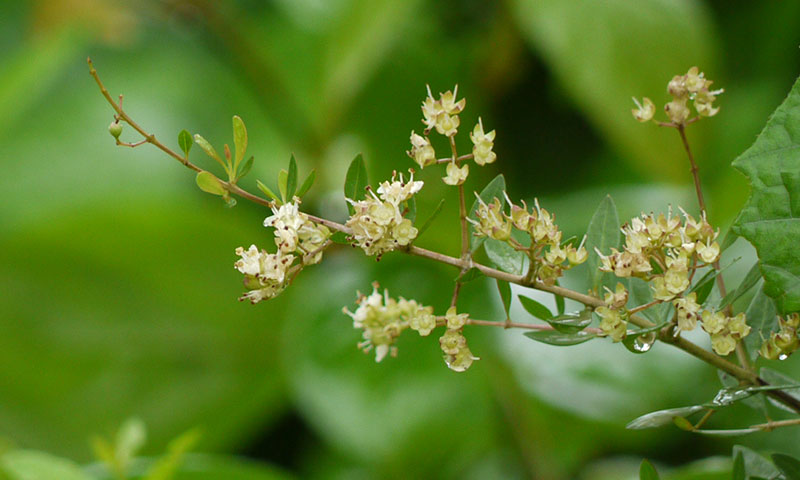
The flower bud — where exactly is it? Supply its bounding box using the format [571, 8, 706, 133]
[108, 121, 123, 139]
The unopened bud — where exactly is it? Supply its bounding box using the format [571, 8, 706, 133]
[108, 121, 123, 139]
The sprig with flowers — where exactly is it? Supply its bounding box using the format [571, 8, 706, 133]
[89, 58, 800, 436]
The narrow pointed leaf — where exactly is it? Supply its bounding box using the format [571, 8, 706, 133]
[518, 295, 553, 320]
[497, 280, 511, 320]
[719, 262, 763, 310]
[417, 199, 445, 238]
[626, 405, 704, 429]
[278, 169, 288, 202]
[256, 180, 280, 203]
[744, 284, 779, 362]
[523, 330, 597, 346]
[468, 174, 505, 253]
[287, 155, 298, 199]
[232, 115, 247, 172]
[178, 129, 192, 156]
[193, 134, 225, 170]
[732, 452, 745, 480]
[195, 171, 225, 196]
[639, 459, 659, 480]
[235, 156, 254, 182]
[554, 282, 566, 315]
[296, 168, 316, 197]
[690, 268, 718, 304]
[772, 454, 800, 480]
[585, 195, 620, 292]
[344, 154, 369, 214]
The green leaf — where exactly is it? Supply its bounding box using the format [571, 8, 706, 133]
[1, 450, 93, 480]
[719, 262, 763, 310]
[286, 155, 298, 200]
[554, 282, 565, 315]
[417, 199, 445, 239]
[195, 171, 226, 196]
[718, 370, 768, 416]
[484, 238, 526, 275]
[496, 280, 511, 320]
[456, 267, 482, 284]
[584, 196, 620, 292]
[344, 154, 369, 214]
[732, 445, 781, 479]
[546, 311, 592, 334]
[732, 452, 745, 480]
[232, 115, 247, 173]
[518, 295, 553, 320]
[639, 459, 659, 480]
[760, 367, 800, 413]
[772, 454, 800, 480]
[468, 175, 506, 253]
[143, 428, 201, 480]
[732, 75, 800, 314]
[116, 418, 147, 471]
[720, 229, 739, 253]
[329, 231, 349, 244]
[278, 169, 289, 202]
[236, 156, 255, 182]
[404, 196, 417, 223]
[691, 268, 719, 305]
[122, 454, 293, 480]
[296, 169, 316, 198]
[626, 405, 704, 429]
[178, 129, 192, 157]
[256, 180, 280, 203]
[672, 416, 695, 432]
[90, 436, 117, 473]
[193, 134, 226, 172]
[523, 330, 596, 346]
[744, 284, 779, 362]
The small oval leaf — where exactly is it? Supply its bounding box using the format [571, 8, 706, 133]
[178, 129, 192, 156]
[518, 295, 553, 320]
[195, 171, 225, 196]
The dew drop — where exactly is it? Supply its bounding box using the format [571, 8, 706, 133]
[633, 332, 657, 353]
[779, 353, 789, 361]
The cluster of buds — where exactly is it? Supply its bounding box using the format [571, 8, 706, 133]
[632, 66, 723, 124]
[470, 195, 588, 285]
[263, 199, 331, 265]
[234, 245, 294, 303]
[345, 171, 423, 257]
[342, 284, 435, 362]
[700, 310, 751, 356]
[760, 313, 800, 360]
[596, 283, 630, 342]
[439, 307, 478, 372]
[235, 199, 331, 303]
[597, 209, 719, 302]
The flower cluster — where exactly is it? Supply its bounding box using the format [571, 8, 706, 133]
[596, 283, 629, 342]
[470, 118, 496, 166]
[420, 85, 465, 137]
[700, 310, 750, 356]
[235, 199, 330, 303]
[342, 285, 436, 362]
[632, 66, 723, 124]
[345, 171, 422, 256]
[439, 307, 478, 372]
[597, 209, 719, 302]
[760, 313, 800, 360]
[470, 195, 588, 285]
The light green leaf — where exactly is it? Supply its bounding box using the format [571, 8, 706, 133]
[195, 171, 226, 196]
[733, 75, 800, 314]
[286, 155, 298, 200]
[278, 169, 289, 202]
[116, 418, 147, 471]
[518, 295, 553, 321]
[122, 454, 294, 480]
[468, 175, 506, 253]
[296, 169, 316, 198]
[639, 459, 659, 480]
[523, 330, 597, 346]
[232, 116, 247, 173]
[256, 180, 280, 203]
[236, 157, 254, 182]
[1, 450, 93, 480]
[193, 134, 226, 172]
[178, 130, 193, 157]
[626, 405, 704, 430]
[344, 154, 368, 214]
[484, 238, 525, 275]
[143, 428, 201, 480]
[744, 284, 779, 362]
[584, 195, 620, 293]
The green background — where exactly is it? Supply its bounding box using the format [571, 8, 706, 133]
[2, 1, 800, 478]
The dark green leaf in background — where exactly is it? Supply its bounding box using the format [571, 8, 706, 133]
[518, 295, 553, 320]
[344, 154, 368, 214]
[639, 459, 659, 480]
[178, 130, 193, 157]
[286, 155, 298, 200]
[584, 196, 620, 293]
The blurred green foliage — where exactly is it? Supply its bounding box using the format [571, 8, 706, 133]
[2, 0, 800, 478]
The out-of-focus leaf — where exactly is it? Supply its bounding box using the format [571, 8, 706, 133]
[286, 155, 298, 200]
[584, 195, 619, 292]
[732, 452, 745, 480]
[116, 418, 146, 471]
[195, 171, 226, 196]
[760, 368, 800, 413]
[732, 75, 800, 314]
[344, 154, 368, 214]
[732, 445, 781, 479]
[626, 405, 704, 430]
[143, 429, 201, 480]
[417, 199, 445, 238]
[518, 295, 553, 320]
[232, 116, 247, 173]
[639, 459, 659, 480]
[744, 284, 779, 362]
[256, 180, 280, 203]
[178, 130, 193, 157]
[110, 454, 294, 480]
[772, 454, 800, 480]
[672, 416, 695, 432]
[508, 0, 715, 181]
[524, 330, 597, 346]
[1, 450, 92, 480]
[468, 175, 505, 253]
[497, 280, 511, 320]
[484, 238, 525, 275]
[296, 169, 316, 198]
